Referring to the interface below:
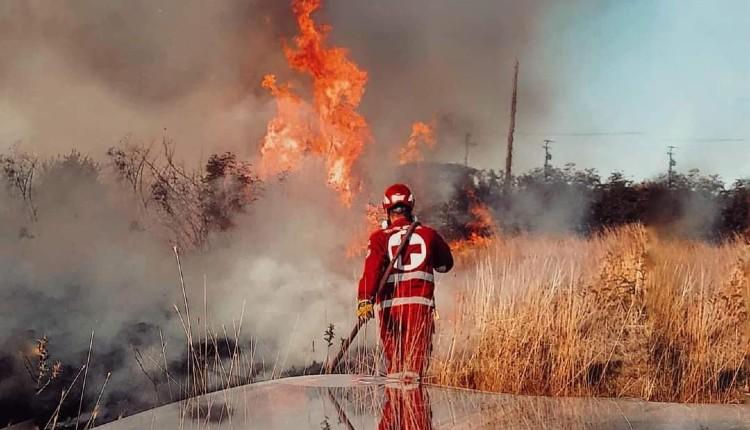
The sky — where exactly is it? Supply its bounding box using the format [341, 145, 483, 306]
[520, 0, 750, 182]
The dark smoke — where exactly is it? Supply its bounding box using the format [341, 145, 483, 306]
[0, 0, 296, 158]
[337, 0, 557, 184]
[0, 0, 563, 175]
[0, 0, 294, 103]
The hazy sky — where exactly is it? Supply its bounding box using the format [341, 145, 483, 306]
[1, 0, 747, 183]
[521, 0, 749, 181]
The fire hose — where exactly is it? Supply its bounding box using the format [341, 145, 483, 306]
[324, 220, 420, 374]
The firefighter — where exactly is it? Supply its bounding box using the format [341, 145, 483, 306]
[357, 183, 454, 381]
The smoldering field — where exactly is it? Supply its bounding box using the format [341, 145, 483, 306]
[0, 147, 371, 424]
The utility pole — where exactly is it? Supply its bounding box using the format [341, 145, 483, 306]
[667, 145, 677, 188]
[463, 133, 477, 167]
[543, 139, 553, 181]
[504, 60, 519, 194]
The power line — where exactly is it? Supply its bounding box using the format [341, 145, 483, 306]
[519, 131, 645, 137]
[664, 137, 746, 143]
[518, 131, 746, 143]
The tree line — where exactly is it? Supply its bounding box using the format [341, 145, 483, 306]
[442, 163, 750, 242]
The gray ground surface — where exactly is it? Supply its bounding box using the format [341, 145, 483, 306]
[92, 375, 750, 430]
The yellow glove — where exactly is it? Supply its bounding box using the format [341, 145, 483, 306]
[357, 299, 374, 321]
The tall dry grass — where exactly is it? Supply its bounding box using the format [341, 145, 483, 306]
[432, 224, 750, 403]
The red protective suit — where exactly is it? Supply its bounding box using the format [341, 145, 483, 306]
[358, 217, 453, 377]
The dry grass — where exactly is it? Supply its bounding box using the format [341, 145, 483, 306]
[432, 224, 750, 403]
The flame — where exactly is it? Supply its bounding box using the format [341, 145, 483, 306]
[258, 0, 370, 206]
[450, 188, 497, 257]
[258, 75, 313, 175]
[467, 192, 494, 236]
[450, 233, 494, 256]
[398, 121, 437, 165]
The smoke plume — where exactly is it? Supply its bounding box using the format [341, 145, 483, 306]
[0, 0, 570, 424]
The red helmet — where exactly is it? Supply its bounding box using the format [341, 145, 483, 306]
[382, 183, 415, 213]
